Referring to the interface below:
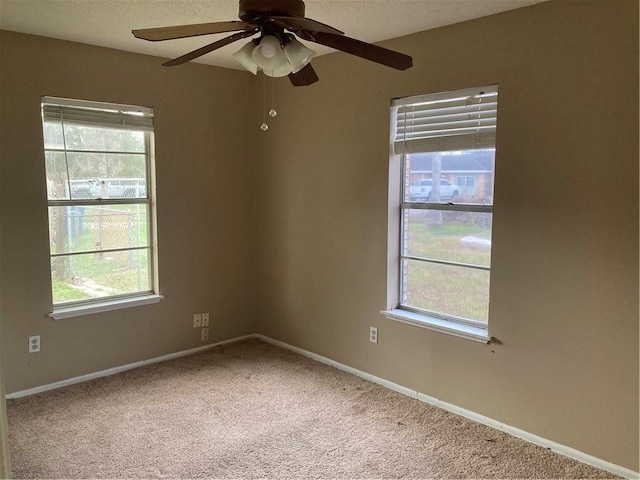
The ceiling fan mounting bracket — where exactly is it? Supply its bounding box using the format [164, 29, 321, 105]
[257, 20, 285, 39]
[239, 0, 305, 23]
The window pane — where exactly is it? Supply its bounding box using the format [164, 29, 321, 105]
[403, 209, 492, 267]
[405, 149, 495, 204]
[65, 152, 147, 199]
[45, 151, 70, 200]
[51, 249, 151, 304]
[48, 205, 149, 255]
[43, 123, 146, 153]
[43, 122, 65, 150]
[402, 259, 490, 323]
[44, 152, 148, 200]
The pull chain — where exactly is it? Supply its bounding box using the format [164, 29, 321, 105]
[260, 74, 278, 131]
[260, 74, 269, 131]
[269, 74, 277, 118]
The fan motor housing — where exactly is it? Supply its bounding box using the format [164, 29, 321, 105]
[239, 0, 305, 23]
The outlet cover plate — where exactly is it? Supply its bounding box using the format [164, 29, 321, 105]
[370, 326, 378, 344]
[29, 335, 41, 353]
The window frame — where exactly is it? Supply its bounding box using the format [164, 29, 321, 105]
[41, 96, 162, 318]
[382, 86, 497, 343]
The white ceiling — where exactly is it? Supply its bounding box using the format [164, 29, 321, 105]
[0, 0, 545, 70]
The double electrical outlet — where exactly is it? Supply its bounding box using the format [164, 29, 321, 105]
[193, 313, 210, 342]
[29, 335, 41, 353]
[370, 326, 378, 344]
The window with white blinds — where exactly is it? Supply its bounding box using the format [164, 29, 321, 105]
[393, 85, 498, 154]
[42, 98, 154, 132]
[385, 85, 498, 341]
[41, 96, 160, 313]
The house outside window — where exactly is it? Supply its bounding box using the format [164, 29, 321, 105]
[41, 97, 161, 318]
[384, 86, 498, 343]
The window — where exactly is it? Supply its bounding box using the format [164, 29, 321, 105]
[384, 86, 498, 342]
[457, 176, 476, 187]
[456, 176, 477, 196]
[41, 97, 161, 317]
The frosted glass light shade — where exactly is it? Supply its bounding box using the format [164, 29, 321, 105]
[252, 36, 292, 77]
[262, 63, 294, 77]
[232, 42, 258, 75]
[284, 39, 316, 73]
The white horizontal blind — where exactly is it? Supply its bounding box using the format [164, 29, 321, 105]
[42, 97, 154, 132]
[393, 85, 498, 154]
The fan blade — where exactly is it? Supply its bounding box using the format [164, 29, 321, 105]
[288, 63, 319, 86]
[308, 32, 412, 71]
[268, 16, 343, 35]
[163, 30, 258, 67]
[133, 21, 254, 42]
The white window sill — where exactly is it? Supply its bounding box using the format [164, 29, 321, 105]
[50, 294, 164, 320]
[381, 309, 491, 343]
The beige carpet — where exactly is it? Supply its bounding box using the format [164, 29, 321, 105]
[7, 339, 615, 479]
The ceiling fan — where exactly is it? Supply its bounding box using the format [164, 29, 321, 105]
[132, 0, 413, 87]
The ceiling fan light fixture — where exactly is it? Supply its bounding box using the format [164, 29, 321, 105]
[262, 63, 295, 78]
[134, 0, 413, 86]
[284, 38, 315, 73]
[232, 41, 259, 75]
[252, 35, 292, 77]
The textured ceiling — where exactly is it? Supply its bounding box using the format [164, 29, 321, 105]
[0, 0, 545, 70]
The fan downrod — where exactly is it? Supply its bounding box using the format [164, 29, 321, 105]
[239, 0, 305, 23]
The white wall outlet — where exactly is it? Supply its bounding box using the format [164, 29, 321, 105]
[201, 313, 210, 327]
[193, 313, 202, 328]
[29, 335, 41, 353]
[369, 326, 378, 344]
[201, 327, 209, 342]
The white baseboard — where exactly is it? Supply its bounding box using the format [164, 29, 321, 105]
[5, 332, 638, 479]
[255, 334, 640, 480]
[5, 334, 255, 400]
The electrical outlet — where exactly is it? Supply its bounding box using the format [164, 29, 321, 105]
[193, 313, 202, 328]
[201, 313, 210, 327]
[201, 327, 209, 342]
[369, 326, 378, 344]
[29, 335, 41, 353]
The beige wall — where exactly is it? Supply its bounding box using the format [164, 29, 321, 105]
[256, 0, 639, 472]
[0, 321, 10, 478]
[1, 0, 638, 473]
[0, 31, 259, 393]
